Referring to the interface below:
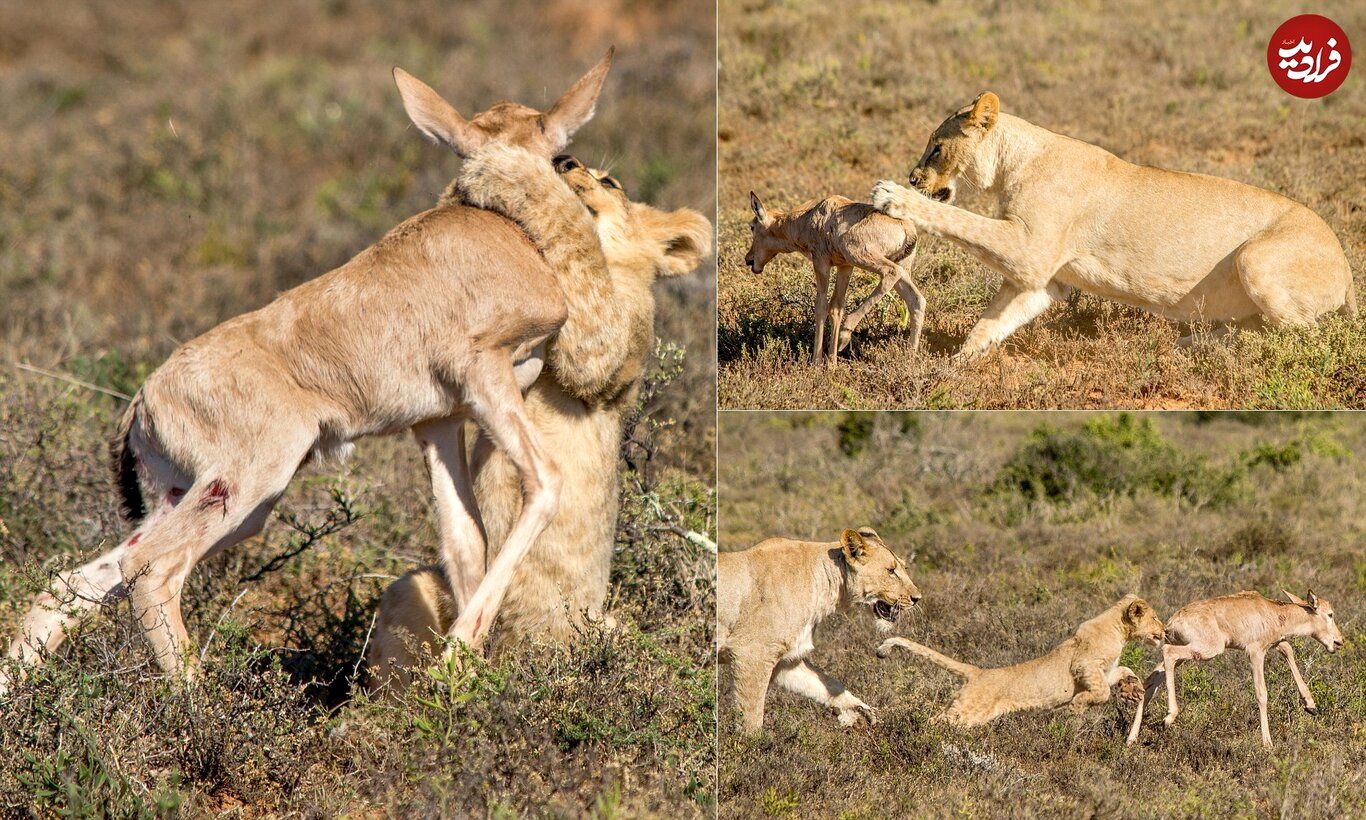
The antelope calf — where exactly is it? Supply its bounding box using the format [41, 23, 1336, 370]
[1126, 590, 1345, 748]
[744, 193, 921, 364]
[4, 50, 621, 690]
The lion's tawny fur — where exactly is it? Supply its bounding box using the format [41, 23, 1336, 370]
[718, 529, 921, 733]
[4, 56, 619, 690]
[448, 146, 632, 403]
[879, 595, 1164, 727]
[365, 160, 711, 690]
[871, 92, 1354, 355]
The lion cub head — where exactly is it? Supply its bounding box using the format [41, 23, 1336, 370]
[553, 155, 712, 285]
[907, 91, 1000, 204]
[1121, 596, 1165, 647]
[839, 527, 922, 632]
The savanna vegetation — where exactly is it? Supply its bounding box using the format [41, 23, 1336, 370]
[718, 411, 1365, 817]
[0, 1, 716, 814]
[718, 0, 1365, 409]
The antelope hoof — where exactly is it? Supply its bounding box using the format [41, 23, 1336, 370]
[1304, 704, 1318, 715]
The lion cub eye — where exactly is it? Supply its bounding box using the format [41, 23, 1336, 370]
[887, 567, 897, 576]
[600, 175, 622, 191]
[927, 144, 942, 162]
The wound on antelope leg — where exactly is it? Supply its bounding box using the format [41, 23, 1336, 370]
[197, 479, 231, 515]
[128, 533, 141, 546]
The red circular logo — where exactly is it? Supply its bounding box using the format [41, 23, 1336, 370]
[1268, 15, 1351, 98]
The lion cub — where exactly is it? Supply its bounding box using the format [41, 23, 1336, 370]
[719, 528, 922, 733]
[879, 595, 1163, 727]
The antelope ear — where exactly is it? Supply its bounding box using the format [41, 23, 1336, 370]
[543, 46, 614, 152]
[749, 191, 772, 227]
[1283, 590, 1311, 609]
[966, 91, 1000, 131]
[841, 529, 868, 563]
[393, 67, 488, 157]
[1307, 590, 1320, 609]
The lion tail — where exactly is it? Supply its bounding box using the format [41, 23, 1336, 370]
[877, 637, 978, 679]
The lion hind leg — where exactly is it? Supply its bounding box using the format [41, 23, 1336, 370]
[1234, 221, 1352, 325]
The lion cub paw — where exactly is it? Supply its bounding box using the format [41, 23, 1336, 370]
[1115, 674, 1145, 705]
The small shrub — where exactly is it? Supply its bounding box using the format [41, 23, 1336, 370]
[1212, 516, 1298, 561]
[837, 413, 877, 457]
[989, 413, 1245, 509]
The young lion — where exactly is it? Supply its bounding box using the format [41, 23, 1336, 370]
[871, 92, 1354, 355]
[878, 595, 1163, 727]
[718, 528, 922, 733]
[366, 157, 712, 691]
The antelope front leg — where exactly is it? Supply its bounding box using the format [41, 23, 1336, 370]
[828, 265, 851, 358]
[1275, 641, 1317, 714]
[1249, 648, 1273, 747]
[810, 258, 832, 365]
[445, 353, 560, 651]
[1126, 665, 1166, 746]
[771, 658, 876, 727]
[413, 419, 486, 609]
[1161, 643, 1208, 726]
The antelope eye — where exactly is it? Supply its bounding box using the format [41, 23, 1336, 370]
[888, 567, 897, 576]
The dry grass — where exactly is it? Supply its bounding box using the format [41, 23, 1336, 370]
[0, 0, 716, 814]
[717, 411, 1366, 817]
[717, 0, 1365, 409]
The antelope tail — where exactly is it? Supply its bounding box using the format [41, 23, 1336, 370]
[110, 393, 144, 522]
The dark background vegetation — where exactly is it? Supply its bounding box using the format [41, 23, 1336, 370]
[718, 411, 1365, 817]
[0, 0, 716, 814]
[718, 0, 1365, 409]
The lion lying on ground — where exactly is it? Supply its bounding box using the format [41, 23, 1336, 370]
[878, 594, 1163, 726]
[719, 528, 922, 733]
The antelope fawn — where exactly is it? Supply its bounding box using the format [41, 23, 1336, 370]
[3, 50, 623, 690]
[1125, 590, 1344, 747]
[744, 192, 921, 364]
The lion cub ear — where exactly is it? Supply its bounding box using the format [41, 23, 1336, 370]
[1124, 599, 1150, 624]
[636, 206, 714, 278]
[840, 529, 869, 563]
[966, 91, 999, 131]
